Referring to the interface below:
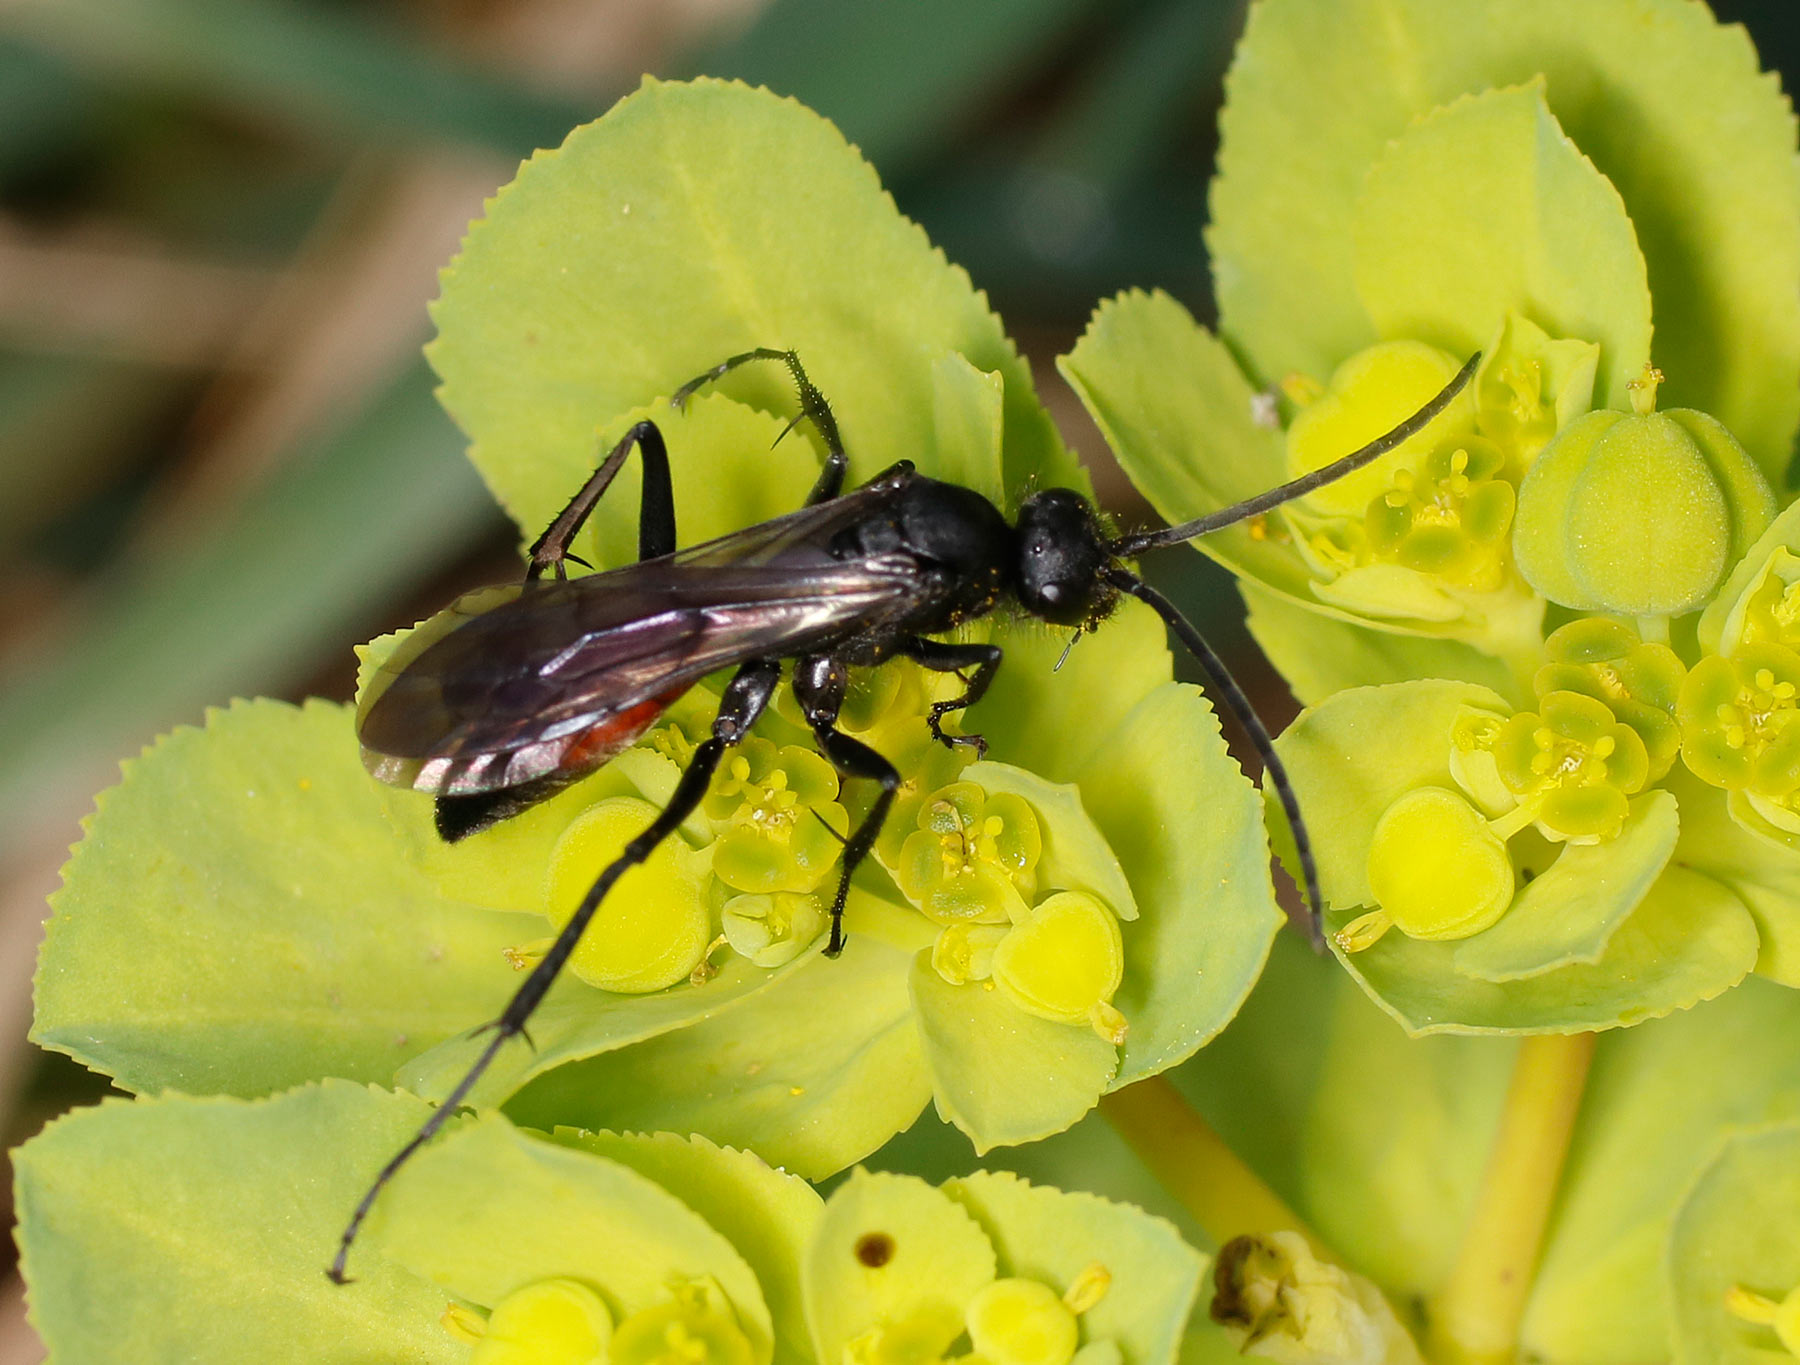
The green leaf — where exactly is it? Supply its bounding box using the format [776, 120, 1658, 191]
[862, 1097, 1210, 1260]
[1669, 764, 1800, 988]
[1666, 1121, 1800, 1365]
[1077, 683, 1282, 1085]
[967, 761, 1137, 920]
[1269, 680, 1752, 1031]
[967, 596, 1172, 785]
[1181, 934, 1800, 1355]
[803, 1169, 997, 1365]
[928, 348, 1008, 508]
[945, 1170, 1204, 1365]
[1176, 933, 1513, 1303]
[1451, 789, 1678, 982]
[581, 393, 824, 570]
[560, 1131, 822, 1365]
[910, 950, 1119, 1153]
[1209, 0, 1800, 483]
[1057, 290, 1310, 605]
[498, 893, 934, 1180]
[1699, 496, 1800, 658]
[367, 1113, 776, 1364]
[1338, 865, 1758, 1035]
[14, 1082, 461, 1362]
[397, 951, 808, 1111]
[1060, 289, 1284, 507]
[1522, 979, 1800, 1359]
[16, 0, 589, 154]
[33, 698, 539, 1097]
[1273, 680, 1510, 912]
[1058, 289, 1543, 659]
[1182, 946, 1800, 1354]
[1351, 83, 1651, 409]
[429, 75, 1076, 548]
[1241, 580, 1527, 708]
[1298, 970, 1516, 1302]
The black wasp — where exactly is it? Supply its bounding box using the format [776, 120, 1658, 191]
[332, 346, 1477, 1281]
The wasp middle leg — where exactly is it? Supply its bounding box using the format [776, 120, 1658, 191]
[899, 637, 1003, 757]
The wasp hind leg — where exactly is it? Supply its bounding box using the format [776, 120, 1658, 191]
[673, 348, 848, 505]
[329, 657, 780, 1285]
[527, 418, 677, 580]
[809, 727, 900, 957]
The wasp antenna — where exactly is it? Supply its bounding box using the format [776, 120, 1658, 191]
[1103, 568, 1325, 948]
[1110, 351, 1479, 557]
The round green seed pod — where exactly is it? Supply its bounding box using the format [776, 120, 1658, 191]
[1366, 787, 1515, 941]
[1514, 398, 1774, 616]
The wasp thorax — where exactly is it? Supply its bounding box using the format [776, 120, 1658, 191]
[1015, 489, 1114, 627]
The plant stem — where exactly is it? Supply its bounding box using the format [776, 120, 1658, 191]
[1429, 1031, 1596, 1365]
[1100, 1076, 1330, 1259]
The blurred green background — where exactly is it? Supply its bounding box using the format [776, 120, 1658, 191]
[0, 1, 1791, 1357]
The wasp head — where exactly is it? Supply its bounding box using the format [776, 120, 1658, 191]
[1015, 488, 1117, 628]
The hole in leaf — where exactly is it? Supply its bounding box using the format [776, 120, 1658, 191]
[855, 1232, 896, 1268]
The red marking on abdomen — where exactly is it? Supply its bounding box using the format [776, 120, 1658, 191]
[557, 686, 688, 773]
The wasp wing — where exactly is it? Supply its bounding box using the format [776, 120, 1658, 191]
[358, 479, 926, 795]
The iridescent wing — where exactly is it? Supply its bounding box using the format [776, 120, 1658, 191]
[357, 480, 927, 795]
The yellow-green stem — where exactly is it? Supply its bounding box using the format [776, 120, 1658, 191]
[1100, 1076, 1330, 1260]
[1429, 1031, 1596, 1365]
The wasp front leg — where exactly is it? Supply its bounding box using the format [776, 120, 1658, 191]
[791, 654, 900, 956]
[900, 638, 1003, 758]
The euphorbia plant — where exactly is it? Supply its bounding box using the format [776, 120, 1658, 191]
[17, 1, 1800, 1362]
[21, 75, 1279, 1361]
[1062, 0, 1800, 1360]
